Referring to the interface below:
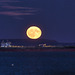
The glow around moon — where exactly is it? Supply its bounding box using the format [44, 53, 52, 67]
[26, 26, 42, 39]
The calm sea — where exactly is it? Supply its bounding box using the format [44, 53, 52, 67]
[0, 51, 75, 75]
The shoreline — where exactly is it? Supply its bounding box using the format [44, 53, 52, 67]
[0, 47, 75, 52]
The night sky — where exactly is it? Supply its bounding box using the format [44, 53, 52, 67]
[0, 0, 75, 43]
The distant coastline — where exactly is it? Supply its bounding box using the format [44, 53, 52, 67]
[0, 47, 75, 52]
[0, 39, 75, 52]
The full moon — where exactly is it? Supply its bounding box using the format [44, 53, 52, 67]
[26, 26, 42, 39]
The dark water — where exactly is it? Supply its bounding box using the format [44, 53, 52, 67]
[0, 51, 75, 75]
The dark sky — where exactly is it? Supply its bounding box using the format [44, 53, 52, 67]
[0, 0, 75, 43]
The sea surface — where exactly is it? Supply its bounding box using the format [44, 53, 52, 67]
[0, 50, 75, 75]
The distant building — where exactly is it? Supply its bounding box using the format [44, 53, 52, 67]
[1, 40, 5, 47]
[5, 40, 11, 47]
[39, 44, 56, 48]
[1, 40, 11, 47]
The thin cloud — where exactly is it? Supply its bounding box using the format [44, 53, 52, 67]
[0, 5, 39, 16]
[0, 0, 40, 19]
[1, 5, 34, 9]
[0, 11, 35, 16]
[0, 0, 21, 2]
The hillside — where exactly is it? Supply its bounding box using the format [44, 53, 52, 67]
[0, 39, 58, 46]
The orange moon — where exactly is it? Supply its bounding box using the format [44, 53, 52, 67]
[26, 26, 42, 39]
